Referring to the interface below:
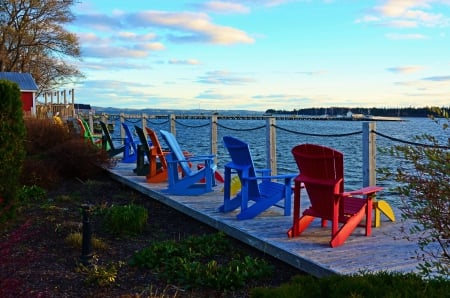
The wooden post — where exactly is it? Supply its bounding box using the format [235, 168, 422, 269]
[142, 113, 147, 129]
[362, 122, 376, 187]
[70, 89, 75, 117]
[266, 117, 277, 175]
[88, 111, 94, 133]
[120, 113, 125, 140]
[170, 114, 176, 135]
[211, 115, 218, 164]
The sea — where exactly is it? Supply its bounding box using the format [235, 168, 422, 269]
[110, 116, 448, 207]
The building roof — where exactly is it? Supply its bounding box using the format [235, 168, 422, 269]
[0, 72, 38, 91]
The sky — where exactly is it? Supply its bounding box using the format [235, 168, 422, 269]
[63, 0, 450, 112]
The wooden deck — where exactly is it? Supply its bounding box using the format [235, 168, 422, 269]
[107, 161, 421, 278]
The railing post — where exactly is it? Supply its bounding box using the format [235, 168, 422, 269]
[120, 113, 125, 140]
[142, 113, 147, 129]
[362, 122, 376, 187]
[266, 117, 277, 175]
[211, 115, 218, 164]
[170, 114, 176, 135]
[88, 111, 94, 133]
[70, 89, 75, 117]
[101, 114, 107, 125]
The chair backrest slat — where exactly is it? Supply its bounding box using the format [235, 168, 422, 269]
[134, 126, 151, 158]
[292, 144, 344, 218]
[100, 121, 116, 150]
[145, 127, 168, 169]
[223, 136, 260, 196]
[160, 130, 192, 175]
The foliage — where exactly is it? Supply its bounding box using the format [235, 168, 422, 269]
[64, 232, 108, 251]
[103, 204, 148, 236]
[0, 80, 26, 220]
[378, 107, 449, 279]
[130, 232, 274, 290]
[17, 185, 47, 202]
[0, 0, 83, 93]
[251, 271, 450, 298]
[23, 117, 71, 155]
[76, 256, 124, 287]
[21, 118, 114, 187]
[265, 105, 450, 118]
[48, 138, 113, 179]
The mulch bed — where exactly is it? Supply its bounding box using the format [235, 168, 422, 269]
[1, 171, 305, 297]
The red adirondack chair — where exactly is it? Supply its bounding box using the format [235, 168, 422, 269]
[287, 144, 383, 248]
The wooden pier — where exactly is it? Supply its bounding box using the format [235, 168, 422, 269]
[107, 161, 421, 278]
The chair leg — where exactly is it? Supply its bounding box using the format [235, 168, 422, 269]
[330, 207, 366, 248]
[146, 170, 167, 183]
[373, 200, 396, 227]
[287, 215, 314, 238]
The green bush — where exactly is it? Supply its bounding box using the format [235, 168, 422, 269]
[251, 271, 450, 298]
[17, 185, 47, 202]
[103, 203, 148, 236]
[378, 107, 449, 279]
[130, 232, 274, 290]
[0, 80, 26, 220]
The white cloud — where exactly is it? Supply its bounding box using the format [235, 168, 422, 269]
[197, 1, 251, 14]
[168, 59, 202, 65]
[197, 71, 256, 85]
[385, 33, 427, 39]
[358, 1, 450, 28]
[387, 65, 425, 73]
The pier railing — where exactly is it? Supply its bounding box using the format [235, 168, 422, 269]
[83, 113, 380, 187]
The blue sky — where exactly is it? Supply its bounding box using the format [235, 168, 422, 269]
[65, 1, 450, 112]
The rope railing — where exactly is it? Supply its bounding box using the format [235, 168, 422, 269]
[124, 118, 141, 124]
[174, 119, 210, 128]
[83, 113, 448, 185]
[216, 122, 266, 131]
[146, 119, 169, 125]
[275, 124, 362, 138]
[373, 130, 450, 150]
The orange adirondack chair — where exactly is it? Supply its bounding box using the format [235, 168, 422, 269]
[287, 144, 383, 248]
[134, 126, 168, 183]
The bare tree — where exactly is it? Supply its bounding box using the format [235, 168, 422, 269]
[0, 0, 83, 93]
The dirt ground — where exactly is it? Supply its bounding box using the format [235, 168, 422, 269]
[0, 171, 305, 297]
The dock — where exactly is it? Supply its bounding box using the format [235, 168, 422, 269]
[107, 161, 420, 278]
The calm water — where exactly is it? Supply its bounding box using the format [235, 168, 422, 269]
[113, 117, 448, 206]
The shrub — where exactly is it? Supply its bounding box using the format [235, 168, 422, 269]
[103, 204, 148, 236]
[21, 118, 114, 187]
[20, 158, 61, 188]
[130, 232, 274, 290]
[17, 185, 47, 202]
[23, 117, 70, 156]
[0, 80, 26, 220]
[65, 232, 108, 250]
[76, 256, 124, 287]
[378, 107, 449, 279]
[250, 271, 450, 297]
[48, 138, 113, 179]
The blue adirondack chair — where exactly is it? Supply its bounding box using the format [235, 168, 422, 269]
[121, 122, 146, 163]
[220, 136, 296, 220]
[159, 130, 217, 195]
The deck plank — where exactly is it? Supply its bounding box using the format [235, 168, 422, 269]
[107, 162, 420, 278]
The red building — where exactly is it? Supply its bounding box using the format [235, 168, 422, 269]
[0, 72, 39, 116]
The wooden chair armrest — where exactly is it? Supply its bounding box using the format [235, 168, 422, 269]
[342, 186, 383, 197]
